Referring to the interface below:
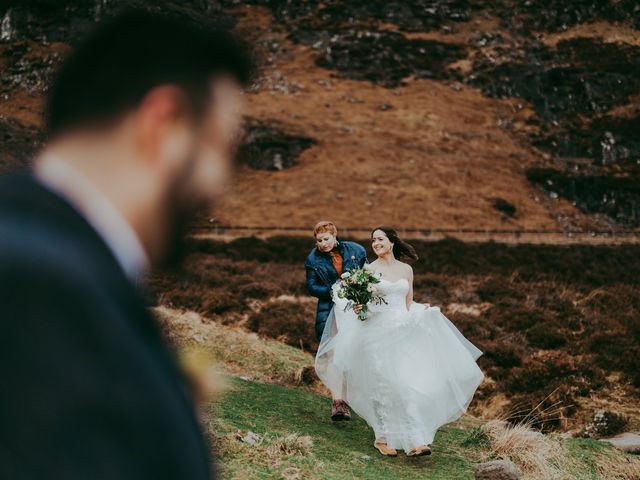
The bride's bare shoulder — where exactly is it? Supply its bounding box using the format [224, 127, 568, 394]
[394, 259, 412, 271]
[401, 262, 414, 277]
[365, 261, 381, 276]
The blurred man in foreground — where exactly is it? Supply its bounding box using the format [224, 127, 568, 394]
[0, 9, 252, 479]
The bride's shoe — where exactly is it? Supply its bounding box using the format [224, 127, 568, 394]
[374, 441, 398, 456]
[407, 445, 432, 457]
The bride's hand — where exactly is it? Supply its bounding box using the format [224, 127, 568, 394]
[353, 304, 363, 314]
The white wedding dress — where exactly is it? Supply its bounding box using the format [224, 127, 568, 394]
[315, 278, 484, 452]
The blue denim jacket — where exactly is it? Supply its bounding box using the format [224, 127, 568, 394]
[305, 240, 368, 341]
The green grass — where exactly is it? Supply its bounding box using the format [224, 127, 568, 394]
[207, 378, 640, 480]
[565, 438, 608, 479]
[207, 377, 487, 480]
[563, 437, 640, 480]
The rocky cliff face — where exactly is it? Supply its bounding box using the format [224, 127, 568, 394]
[1, 1, 639, 229]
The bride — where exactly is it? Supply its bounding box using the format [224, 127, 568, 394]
[315, 226, 484, 457]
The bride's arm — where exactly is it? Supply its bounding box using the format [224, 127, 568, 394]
[406, 266, 414, 309]
[406, 266, 429, 309]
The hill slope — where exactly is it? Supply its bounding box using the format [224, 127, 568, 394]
[157, 307, 640, 480]
[153, 237, 640, 434]
[221, 6, 556, 230]
[2, 2, 639, 231]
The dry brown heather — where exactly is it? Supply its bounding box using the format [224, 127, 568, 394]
[211, 5, 639, 232]
[150, 236, 640, 434]
[216, 7, 557, 230]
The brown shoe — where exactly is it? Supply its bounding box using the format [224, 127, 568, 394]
[374, 441, 398, 456]
[331, 400, 352, 421]
[407, 445, 432, 457]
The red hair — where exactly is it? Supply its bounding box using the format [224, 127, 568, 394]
[313, 220, 338, 237]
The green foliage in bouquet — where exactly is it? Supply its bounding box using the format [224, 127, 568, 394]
[335, 267, 387, 321]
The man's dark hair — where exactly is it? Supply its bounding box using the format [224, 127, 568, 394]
[46, 9, 254, 137]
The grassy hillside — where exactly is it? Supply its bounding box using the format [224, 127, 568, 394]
[157, 308, 640, 480]
[209, 378, 485, 480]
[210, 378, 640, 480]
[151, 237, 640, 433]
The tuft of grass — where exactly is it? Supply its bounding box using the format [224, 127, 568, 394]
[206, 421, 322, 480]
[461, 426, 490, 448]
[266, 433, 314, 457]
[482, 419, 565, 479]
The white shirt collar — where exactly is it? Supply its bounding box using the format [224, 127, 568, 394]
[35, 155, 150, 282]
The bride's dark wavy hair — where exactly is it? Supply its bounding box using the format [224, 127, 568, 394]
[371, 226, 419, 262]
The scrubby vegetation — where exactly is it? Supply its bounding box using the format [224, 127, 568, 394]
[581, 410, 629, 440]
[150, 236, 640, 434]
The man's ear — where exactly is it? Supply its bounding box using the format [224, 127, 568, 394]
[134, 85, 190, 164]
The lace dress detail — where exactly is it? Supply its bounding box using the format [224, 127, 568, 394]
[315, 278, 484, 451]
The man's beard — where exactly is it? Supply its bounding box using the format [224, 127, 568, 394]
[160, 203, 198, 271]
[159, 155, 210, 271]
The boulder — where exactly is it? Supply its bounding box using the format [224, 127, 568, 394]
[475, 459, 520, 480]
[601, 433, 640, 454]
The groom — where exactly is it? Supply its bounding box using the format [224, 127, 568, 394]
[305, 221, 367, 421]
[0, 10, 251, 479]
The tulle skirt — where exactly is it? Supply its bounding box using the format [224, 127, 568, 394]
[315, 301, 484, 452]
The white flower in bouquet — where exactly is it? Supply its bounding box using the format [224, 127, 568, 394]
[335, 267, 387, 321]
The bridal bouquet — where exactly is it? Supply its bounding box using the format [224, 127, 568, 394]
[335, 267, 387, 321]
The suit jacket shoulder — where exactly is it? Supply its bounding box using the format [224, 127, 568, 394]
[0, 173, 212, 479]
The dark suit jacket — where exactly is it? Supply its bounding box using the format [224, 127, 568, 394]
[0, 174, 212, 479]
